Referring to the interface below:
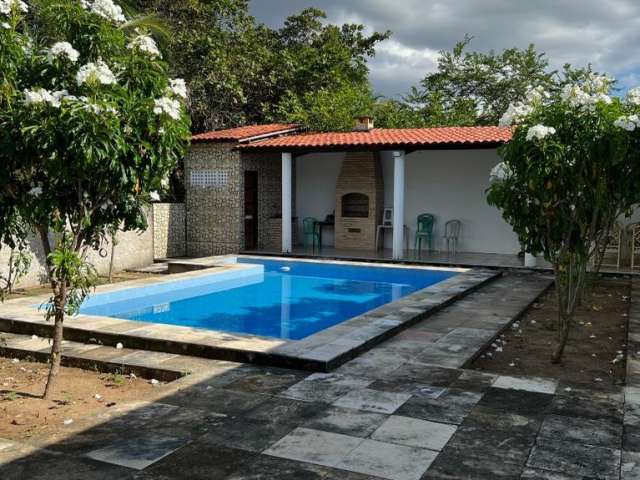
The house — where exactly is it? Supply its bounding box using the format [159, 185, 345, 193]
[185, 119, 518, 262]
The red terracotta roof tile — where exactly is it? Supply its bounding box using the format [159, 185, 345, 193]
[239, 126, 512, 150]
[191, 123, 300, 143]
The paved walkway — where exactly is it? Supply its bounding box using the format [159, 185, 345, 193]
[1, 272, 637, 479]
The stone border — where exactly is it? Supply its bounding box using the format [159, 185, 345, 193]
[0, 256, 501, 372]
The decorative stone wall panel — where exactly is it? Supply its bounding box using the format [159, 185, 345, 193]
[152, 203, 186, 259]
[184, 143, 290, 256]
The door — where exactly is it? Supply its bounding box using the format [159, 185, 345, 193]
[244, 171, 258, 250]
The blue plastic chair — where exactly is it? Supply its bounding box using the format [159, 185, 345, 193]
[415, 214, 435, 252]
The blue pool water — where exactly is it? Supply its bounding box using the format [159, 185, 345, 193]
[80, 258, 457, 340]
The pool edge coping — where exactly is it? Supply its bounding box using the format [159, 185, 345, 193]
[0, 256, 502, 372]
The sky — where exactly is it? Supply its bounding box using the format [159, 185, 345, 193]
[249, 0, 640, 98]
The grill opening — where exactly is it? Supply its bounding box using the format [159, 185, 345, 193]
[341, 193, 369, 218]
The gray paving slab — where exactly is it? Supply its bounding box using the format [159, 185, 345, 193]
[370, 415, 456, 451]
[336, 439, 438, 480]
[332, 388, 411, 414]
[279, 373, 373, 403]
[396, 388, 483, 425]
[538, 414, 622, 448]
[264, 427, 363, 468]
[622, 450, 640, 480]
[303, 406, 388, 438]
[85, 434, 189, 470]
[527, 440, 621, 480]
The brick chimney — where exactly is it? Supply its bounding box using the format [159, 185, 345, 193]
[353, 116, 374, 132]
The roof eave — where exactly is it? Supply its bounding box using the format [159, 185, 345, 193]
[237, 140, 508, 154]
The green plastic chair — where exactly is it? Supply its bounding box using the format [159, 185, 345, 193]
[415, 214, 435, 252]
[302, 217, 320, 249]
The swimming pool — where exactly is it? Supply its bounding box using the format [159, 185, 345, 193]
[80, 258, 458, 340]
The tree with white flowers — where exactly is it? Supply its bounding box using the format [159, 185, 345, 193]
[488, 73, 640, 363]
[0, 0, 190, 397]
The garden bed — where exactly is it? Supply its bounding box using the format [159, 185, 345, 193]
[0, 356, 166, 442]
[469, 278, 629, 386]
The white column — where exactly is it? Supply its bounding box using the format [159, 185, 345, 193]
[392, 150, 405, 260]
[281, 152, 293, 253]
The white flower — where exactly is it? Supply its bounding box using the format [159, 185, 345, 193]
[583, 73, 613, 94]
[524, 85, 550, 105]
[614, 115, 639, 132]
[526, 124, 556, 142]
[28, 186, 42, 197]
[1, 21, 9, 28]
[153, 96, 181, 120]
[81, 0, 126, 24]
[490, 162, 511, 183]
[160, 177, 170, 189]
[150, 191, 161, 202]
[76, 60, 117, 86]
[626, 87, 640, 106]
[127, 35, 161, 58]
[499, 102, 533, 126]
[80, 99, 118, 115]
[23, 88, 70, 108]
[561, 78, 613, 110]
[0, 0, 28, 16]
[48, 42, 80, 63]
[168, 78, 187, 99]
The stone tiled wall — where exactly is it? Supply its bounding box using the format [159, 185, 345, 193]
[185, 143, 288, 256]
[152, 203, 186, 259]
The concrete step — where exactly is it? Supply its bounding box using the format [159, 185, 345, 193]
[0, 332, 222, 381]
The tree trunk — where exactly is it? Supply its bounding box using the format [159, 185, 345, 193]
[551, 311, 571, 364]
[108, 233, 116, 283]
[43, 282, 66, 399]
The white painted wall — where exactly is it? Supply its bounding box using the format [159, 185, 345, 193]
[296, 149, 522, 255]
[295, 152, 343, 246]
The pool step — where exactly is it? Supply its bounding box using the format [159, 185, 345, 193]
[0, 332, 220, 381]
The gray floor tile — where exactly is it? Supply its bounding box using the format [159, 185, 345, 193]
[303, 406, 388, 438]
[622, 450, 640, 480]
[396, 388, 482, 425]
[144, 444, 256, 479]
[527, 440, 621, 480]
[520, 468, 587, 479]
[280, 373, 373, 403]
[538, 414, 622, 448]
[333, 388, 411, 414]
[85, 434, 189, 470]
[371, 415, 456, 451]
[493, 375, 558, 394]
[264, 427, 363, 468]
[337, 439, 437, 480]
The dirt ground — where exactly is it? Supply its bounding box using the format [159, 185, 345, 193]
[470, 279, 629, 386]
[0, 356, 167, 442]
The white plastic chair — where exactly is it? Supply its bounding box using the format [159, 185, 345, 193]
[443, 220, 462, 255]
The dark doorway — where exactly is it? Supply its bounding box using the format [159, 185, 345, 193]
[244, 171, 258, 249]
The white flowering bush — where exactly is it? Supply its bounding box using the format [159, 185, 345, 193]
[488, 71, 640, 363]
[48, 41, 79, 62]
[0, 0, 190, 398]
[80, 0, 125, 23]
[127, 34, 161, 58]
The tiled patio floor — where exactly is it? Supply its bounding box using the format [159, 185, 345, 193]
[244, 246, 639, 276]
[0, 272, 637, 479]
